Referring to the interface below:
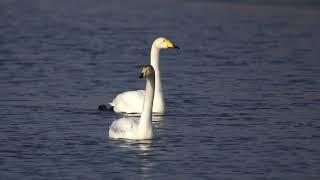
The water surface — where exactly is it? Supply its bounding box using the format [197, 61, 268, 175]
[0, 0, 320, 179]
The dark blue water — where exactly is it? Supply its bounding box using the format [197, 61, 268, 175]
[1, 0, 320, 179]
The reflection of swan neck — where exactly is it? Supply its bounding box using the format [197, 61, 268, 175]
[150, 44, 164, 113]
[138, 75, 155, 136]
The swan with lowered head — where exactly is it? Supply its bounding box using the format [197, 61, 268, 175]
[109, 37, 179, 115]
[109, 65, 156, 140]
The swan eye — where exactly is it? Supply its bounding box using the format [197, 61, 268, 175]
[163, 40, 166, 42]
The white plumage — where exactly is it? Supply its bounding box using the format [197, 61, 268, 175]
[109, 65, 156, 140]
[109, 37, 179, 115]
[109, 117, 140, 139]
[110, 90, 145, 114]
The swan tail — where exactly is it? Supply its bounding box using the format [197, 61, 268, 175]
[98, 104, 114, 111]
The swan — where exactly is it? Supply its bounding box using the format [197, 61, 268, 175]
[109, 65, 155, 140]
[109, 37, 179, 114]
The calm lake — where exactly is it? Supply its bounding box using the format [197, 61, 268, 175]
[0, 0, 319, 179]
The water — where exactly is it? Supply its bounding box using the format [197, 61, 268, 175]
[1, 0, 320, 179]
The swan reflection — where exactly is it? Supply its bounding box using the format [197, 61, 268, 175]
[108, 113, 167, 177]
[109, 138, 154, 178]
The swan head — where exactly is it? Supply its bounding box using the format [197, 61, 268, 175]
[138, 65, 155, 79]
[153, 37, 180, 50]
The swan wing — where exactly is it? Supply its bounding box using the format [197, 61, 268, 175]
[110, 90, 145, 113]
[109, 117, 139, 139]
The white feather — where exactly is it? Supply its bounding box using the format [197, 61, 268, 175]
[109, 66, 155, 140]
[111, 90, 145, 114]
[108, 37, 179, 114]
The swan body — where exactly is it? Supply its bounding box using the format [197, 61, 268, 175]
[110, 90, 164, 115]
[110, 90, 145, 114]
[109, 65, 155, 140]
[110, 37, 179, 114]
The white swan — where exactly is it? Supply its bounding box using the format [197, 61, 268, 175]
[109, 37, 179, 114]
[109, 65, 155, 140]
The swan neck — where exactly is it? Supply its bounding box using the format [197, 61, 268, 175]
[150, 44, 165, 113]
[150, 45, 160, 71]
[139, 75, 155, 132]
[150, 46, 161, 95]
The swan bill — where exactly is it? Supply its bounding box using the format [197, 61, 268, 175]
[166, 40, 180, 49]
[138, 72, 144, 79]
[173, 45, 180, 49]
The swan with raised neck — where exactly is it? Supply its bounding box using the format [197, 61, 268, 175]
[107, 37, 179, 115]
[109, 65, 156, 140]
[150, 37, 180, 114]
